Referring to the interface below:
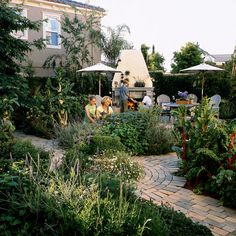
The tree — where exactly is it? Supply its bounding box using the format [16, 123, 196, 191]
[44, 9, 101, 76]
[0, 0, 43, 120]
[101, 24, 133, 67]
[231, 46, 236, 97]
[171, 42, 203, 73]
[141, 44, 150, 66]
[141, 44, 165, 71]
[148, 45, 165, 71]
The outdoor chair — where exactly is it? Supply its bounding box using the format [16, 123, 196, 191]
[187, 93, 198, 103]
[156, 94, 171, 121]
[210, 94, 221, 118]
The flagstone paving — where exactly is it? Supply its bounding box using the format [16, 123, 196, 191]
[136, 153, 236, 236]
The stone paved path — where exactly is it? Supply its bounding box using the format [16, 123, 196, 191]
[13, 131, 65, 171]
[136, 153, 236, 236]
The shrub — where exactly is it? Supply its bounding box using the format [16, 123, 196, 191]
[214, 169, 236, 208]
[10, 140, 49, 160]
[172, 98, 236, 208]
[0, 166, 212, 236]
[56, 122, 94, 149]
[89, 135, 125, 154]
[99, 112, 149, 154]
[220, 99, 236, 119]
[145, 109, 175, 154]
[151, 71, 231, 102]
[88, 151, 143, 182]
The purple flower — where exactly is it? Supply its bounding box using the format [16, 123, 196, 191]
[178, 91, 188, 100]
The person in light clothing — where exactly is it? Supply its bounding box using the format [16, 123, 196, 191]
[97, 96, 113, 120]
[142, 94, 152, 108]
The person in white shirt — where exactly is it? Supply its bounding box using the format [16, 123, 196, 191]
[142, 94, 152, 108]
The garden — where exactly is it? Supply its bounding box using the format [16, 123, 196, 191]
[1, 1, 236, 235]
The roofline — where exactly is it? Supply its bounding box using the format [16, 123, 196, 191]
[11, 0, 106, 16]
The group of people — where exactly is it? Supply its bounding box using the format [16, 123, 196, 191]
[85, 78, 152, 123]
[85, 95, 113, 123]
[119, 78, 152, 112]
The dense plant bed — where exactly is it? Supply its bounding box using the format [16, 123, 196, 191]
[0, 150, 212, 236]
[56, 108, 176, 156]
[172, 99, 236, 208]
[97, 108, 176, 155]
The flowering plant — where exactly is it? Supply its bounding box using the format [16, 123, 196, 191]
[178, 91, 188, 100]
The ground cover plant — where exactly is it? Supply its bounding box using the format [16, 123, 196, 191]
[0, 141, 213, 236]
[0, 112, 212, 235]
[97, 107, 175, 155]
[172, 98, 236, 208]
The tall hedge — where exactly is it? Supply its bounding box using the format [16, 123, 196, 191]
[150, 71, 231, 102]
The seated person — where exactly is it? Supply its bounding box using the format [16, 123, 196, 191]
[141, 93, 152, 108]
[85, 95, 97, 123]
[97, 96, 113, 120]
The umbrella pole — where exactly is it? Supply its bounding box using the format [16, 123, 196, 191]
[201, 73, 205, 100]
[99, 74, 101, 96]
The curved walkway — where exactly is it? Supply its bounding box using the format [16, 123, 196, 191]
[136, 153, 236, 236]
[13, 131, 65, 171]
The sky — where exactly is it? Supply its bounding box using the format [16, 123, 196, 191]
[83, 0, 236, 71]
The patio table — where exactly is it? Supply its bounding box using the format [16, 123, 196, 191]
[161, 102, 199, 121]
[162, 102, 199, 110]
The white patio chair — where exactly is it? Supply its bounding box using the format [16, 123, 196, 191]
[156, 94, 171, 106]
[157, 94, 171, 121]
[210, 94, 221, 118]
[187, 93, 198, 103]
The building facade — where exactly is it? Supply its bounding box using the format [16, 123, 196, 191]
[11, 0, 105, 77]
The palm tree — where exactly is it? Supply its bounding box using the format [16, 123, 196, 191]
[101, 24, 133, 67]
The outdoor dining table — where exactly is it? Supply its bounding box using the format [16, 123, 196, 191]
[162, 102, 199, 110]
[161, 102, 199, 121]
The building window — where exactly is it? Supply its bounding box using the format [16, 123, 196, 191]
[12, 9, 28, 40]
[43, 13, 61, 49]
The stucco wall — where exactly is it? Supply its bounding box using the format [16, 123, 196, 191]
[11, 2, 102, 77]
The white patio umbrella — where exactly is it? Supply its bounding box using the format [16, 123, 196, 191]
[181, 63, 223, 99]
[78, 63, 122, 96]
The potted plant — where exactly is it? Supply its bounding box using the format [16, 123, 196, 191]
[134, 80, 145, 87]
[176, 91, 191, 104]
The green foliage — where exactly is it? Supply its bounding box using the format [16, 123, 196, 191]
[43, 9, 104, 98]
[0, 0, 44, 122]
[151, 70, 231, 102]
[89, 135, 125, 154]
[171, 42, 203, 73]
[151, 71, 200, 101]
[22, 69, 87, 138]
[99, 112, 149, 154]
[141, 44, 165, 71]
[10, 140, 49, 160]
[56, 122, 94, 149]
[101, 24, 133, 67]
[220, 99, 236, 119]
[141, 44, 150, 66]
[0, 120, 15, 143]
[44, 10, 101, 76]
[214, 169, 236, 208]
[0, 0, 43, 77]
[88, 151, 143, 182]
[145, 107, 175, 154]
[173, 98, 236, 208]
[0, 144, 212, 236]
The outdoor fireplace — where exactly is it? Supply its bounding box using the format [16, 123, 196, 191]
[112, 49, 154, 107]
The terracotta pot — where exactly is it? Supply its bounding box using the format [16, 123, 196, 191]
[176, 99, 191, 105]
